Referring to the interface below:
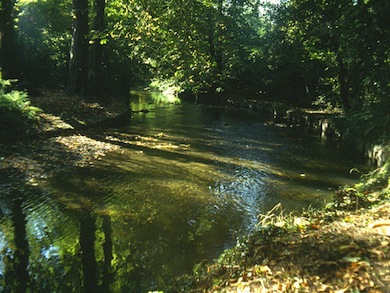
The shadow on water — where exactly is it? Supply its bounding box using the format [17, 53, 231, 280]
[0, 92, 370, 291]
[0, 169, 31, 293]
[0, 168, 116, 292]
[36, 163, 244, 291]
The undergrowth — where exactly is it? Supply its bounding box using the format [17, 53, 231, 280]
[0, 78, 42, 137]
[331, 158, 390, 211]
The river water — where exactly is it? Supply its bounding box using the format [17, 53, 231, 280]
[0, 93, 367, 292]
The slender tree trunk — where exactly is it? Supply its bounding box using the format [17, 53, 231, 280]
[69, 0, 89, 96]
[207, 0, 223, 94]
[336, 53, 350, 111]
[0, 0, 18, 79]
[215, 0, 223, 75]
[88, 0, 105, 99]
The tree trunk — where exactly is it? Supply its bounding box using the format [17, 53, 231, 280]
[215, 0, 223, 75]
[0, 0, 18, 79]
[336, 53, 350, 111]
[69, 0, 89, 96]
[88, 0, 105, 100]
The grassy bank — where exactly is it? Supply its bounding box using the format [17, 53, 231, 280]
[173, 162, 390, 292]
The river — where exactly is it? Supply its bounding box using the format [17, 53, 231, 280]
[0, 92, 368, 292]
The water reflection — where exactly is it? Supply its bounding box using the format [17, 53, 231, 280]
[130, 91, 180, 113]
[79, 213, 98, 292]
[8, 194, 30, 293]
[0, 93, 368, 291]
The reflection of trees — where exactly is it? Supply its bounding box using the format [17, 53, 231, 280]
[27, 206, 81, 292]
[6, 195, 30, 293]
[79, 212, 98, 292]
[43, 159, 247, 291]
[28, 173, 115, 291]
[27, 205, 113, 292]
[101, 215, 113, 292]
[0, 169, 31, 293]
[108, 199, 238, 292]
[0, 147, 247, 291]
[79, 212, 114, 292]
[0, 167, 115, 292]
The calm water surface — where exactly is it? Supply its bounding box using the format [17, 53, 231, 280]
[0, 93, 367, 291]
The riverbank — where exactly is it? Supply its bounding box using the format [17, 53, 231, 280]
[192, 94, 389, 168]
[0, 90, 125, 189]
[1, 90, 389, 292]
[173, 173, 390, 292]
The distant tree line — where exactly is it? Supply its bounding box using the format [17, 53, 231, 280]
[0, 0, 389, 142]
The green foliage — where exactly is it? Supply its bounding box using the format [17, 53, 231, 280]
[8, 0, 390, 144]
[17, 0, 72, 85]
[0, 78, 42, 135]
[332, 187, 370, 211]
[148, 78, 182, 96]
[330, 156, 390, 211]
[104, 0, 264, 96]
[360, 158, 390, 194]
[335, 98, 390, 145]
[261, 0, 390, 144]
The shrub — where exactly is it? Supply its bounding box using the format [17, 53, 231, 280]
[335, 97, 390, 146]
[0, 78, 42, 136]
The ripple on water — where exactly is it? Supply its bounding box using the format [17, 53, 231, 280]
[0, 101, 369, 291]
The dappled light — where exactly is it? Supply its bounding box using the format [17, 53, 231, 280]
[0, 92, 386, 291]
[1, 0, 388, 290]
[0, 99, 369, 290]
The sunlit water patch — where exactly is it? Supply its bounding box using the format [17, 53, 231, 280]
[0, 94, 368, 291]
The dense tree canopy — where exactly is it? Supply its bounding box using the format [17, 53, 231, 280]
[0, 0, 389, 142]
[0, 0, 19, 79]
[1, 1, 389, 291]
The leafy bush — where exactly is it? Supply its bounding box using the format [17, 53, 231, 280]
[0, 78, 42, 136]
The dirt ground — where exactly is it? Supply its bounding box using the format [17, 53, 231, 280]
[1, 90, 125, 179]
[182, 202, 390, 292]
